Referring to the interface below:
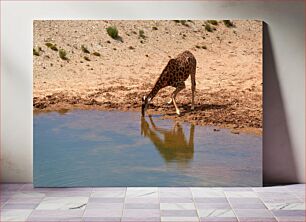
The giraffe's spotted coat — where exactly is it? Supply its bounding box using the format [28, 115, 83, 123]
[142, 50, 197, 116]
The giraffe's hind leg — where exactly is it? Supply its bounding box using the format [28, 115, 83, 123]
[190, 70, 196, 110]
[171, 82, 186, 115]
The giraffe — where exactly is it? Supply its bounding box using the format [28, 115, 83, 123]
[141, 50, 197, 116]
[141, 116, 195, 164]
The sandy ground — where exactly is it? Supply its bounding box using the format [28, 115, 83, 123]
[33, 20, 262, 135]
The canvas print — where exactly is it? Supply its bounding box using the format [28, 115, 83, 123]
[33, 20, 262, 187]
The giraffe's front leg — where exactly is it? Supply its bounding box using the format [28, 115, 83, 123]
[172, 82, 186, 115]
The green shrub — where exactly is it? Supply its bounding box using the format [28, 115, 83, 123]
[59, 49, 68, 60]
[106, 26, 119, 39]
[92, 52, 100, 56]
[81, 45, 90, 53]
[128, 46, 135, 50]
[180, 20, 189, 27]
[139, 30, 146, 39]
[152, 26, 158, 30]
[174, 20, 190, 27]
[223, 20, 234, 27]
[208, 20, 218, 25]
[45, 42, 53, 48]
[45, 42, 58, 51]
[196, 45, 207, 50]
[84, 56, 90, 61]
[33, 48, 40, 56]
[205, 24, 213, 32]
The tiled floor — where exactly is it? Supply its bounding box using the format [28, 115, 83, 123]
[0, 184, 304, 222]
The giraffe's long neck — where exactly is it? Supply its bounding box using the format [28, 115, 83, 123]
[147, 79, 163, 101]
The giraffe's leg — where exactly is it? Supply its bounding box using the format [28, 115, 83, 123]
[172, 82, 186, 115]
[190, 71, 196, 110]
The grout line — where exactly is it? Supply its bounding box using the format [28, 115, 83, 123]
[80, 186, 93, 221]
[255, 189, 280, 222]
[158, 187, 161, 222]
[190, 187, 200, 222]
[288, 189, 305, 202]
[120, 187, 127, 222]
[224, 188, 240, 222]
[23, 186, 47, 221]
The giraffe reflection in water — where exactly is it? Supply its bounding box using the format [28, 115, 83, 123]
[141, 116, 195, 165]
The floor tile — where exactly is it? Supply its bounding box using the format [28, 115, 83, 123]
[196, 203, 231, 209]
[89, 197, 125, 203]
[159, 188, 192, 198]
[10, 191, 45, 199]
[83, 217, 121, 222]
[27, 216, 83, 221]
[82, 217, 121, 222]
[227, 197, 262, 204]
[160, 203, 196, 210]
[126, 187, 158, 198]
[229, 202, 266, 209]
[91, 189, 125, 198]
[125, 203, 159, 209]
[257, 192, 300, 203]
[160, 197, 194, 203]
[276, 217, 306, 222]
[1, 184, 24, 191]
[265, 202, 305, 210]
[161, 216, 199, 222]
[45, 191, 92, 197]
[122, 217, 161, 222]
[125, 198, 159, 203]
[83, 209, 123, 217]
[223, 187, 253, 191]
[234, 209, 274, 218]
[86, 202, 123, 209]
[0, 209, 32, 221]
[161, 210, 198, 217]
[122, 209, 160, 217]
[194, 197, 228, 203]
[29, 209, 84, 217]
[36, 196, 88, 210]
[198, 209, 235, 217]
[1, 183, 306, 222]
[236, 218, 277, 222]
[2, 203, 39, 209]
[271, 209, 305, 217]
[225, 191, 258, 198]
[253, 186, 290, 193]
[6, 197, 44, 204]
[191, 188, 225, 197]
[200, 217, 238, 222]
[91, 187, 126, 192]
[281, 184, 305, 191]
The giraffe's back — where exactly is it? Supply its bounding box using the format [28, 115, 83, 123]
[159, 50, 196, 87]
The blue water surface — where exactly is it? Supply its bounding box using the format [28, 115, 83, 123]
[34, 110, 262, 187]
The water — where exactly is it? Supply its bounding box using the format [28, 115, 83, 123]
[34, 110, 262, 187]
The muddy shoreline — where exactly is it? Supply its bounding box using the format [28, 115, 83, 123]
[33, 88, 262, 136]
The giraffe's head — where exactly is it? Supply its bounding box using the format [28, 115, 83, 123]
[141, 95, 150, 116]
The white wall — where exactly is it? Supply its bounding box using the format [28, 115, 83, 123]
[1, 1, 305, 184]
